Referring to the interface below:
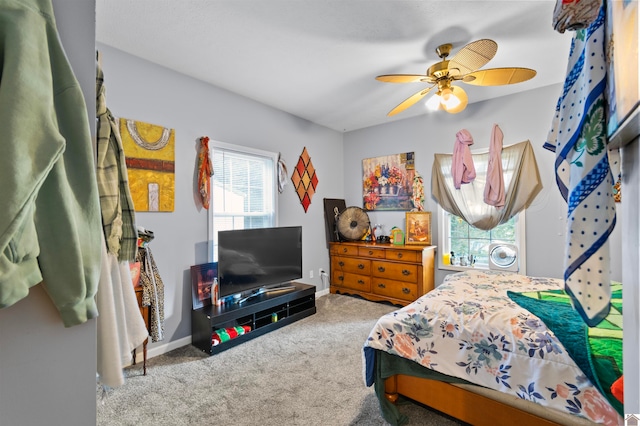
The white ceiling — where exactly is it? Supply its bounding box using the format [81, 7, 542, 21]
[95, 1, 572, 133]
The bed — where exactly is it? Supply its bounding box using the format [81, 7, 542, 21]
[363, 270, 623, 426]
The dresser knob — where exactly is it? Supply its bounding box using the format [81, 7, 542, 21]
[343, 248, 348, 253]
[369, 250, 373, 255]
[402, 288, 410, 294]
[358, 279, 364, 285]
[402, 270, 410, 276]
[378, 266, 385, 272]
[339, 261, 344, 267]
[358, 264, 365, 269]
[338, 275, 344, 281]
[397, 253, 403, 258]
[377, 283, 386, 289]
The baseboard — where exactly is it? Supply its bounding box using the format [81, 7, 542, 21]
[316, 288, 330, 297]
[132, 335, 192, 363]
[134, 289, 329, 362]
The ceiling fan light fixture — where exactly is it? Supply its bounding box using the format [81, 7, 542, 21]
[378, 38, 535, 117]
[425, 92, 442, 111]
[440, 87, 460, 109]
[443, 86, 468, 114]
[426, 86, 467, 113]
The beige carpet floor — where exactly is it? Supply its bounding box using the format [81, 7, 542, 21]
[97, 293, 464, 426]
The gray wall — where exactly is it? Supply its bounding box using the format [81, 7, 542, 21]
[99, 42, 623, 356]
[96, 44, 343, 354]
[621, 136, 640, 412]
[0, 1, 97, 425]
[343, 84, 623, 286]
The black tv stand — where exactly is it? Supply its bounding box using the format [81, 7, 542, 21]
[191, 282, 316, 355]
[236, 284, 297, 305]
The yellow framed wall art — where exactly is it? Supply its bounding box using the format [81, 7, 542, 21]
[120, 118, 175, 212]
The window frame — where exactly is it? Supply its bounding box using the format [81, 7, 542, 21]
[437, 206, 527, 274]
[207, 140, 279, 261]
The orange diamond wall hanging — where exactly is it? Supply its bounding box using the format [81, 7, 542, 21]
[291, 147, 318, 213]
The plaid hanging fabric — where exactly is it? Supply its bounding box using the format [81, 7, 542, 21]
[544, 5, 616, 327]
[96, 61, 138, 262]
[198, 136, 213, 209]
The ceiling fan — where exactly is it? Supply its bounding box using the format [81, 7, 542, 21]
[376, 39, 537, 115]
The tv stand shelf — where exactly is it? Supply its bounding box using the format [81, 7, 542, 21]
[191, 282, 316, 355]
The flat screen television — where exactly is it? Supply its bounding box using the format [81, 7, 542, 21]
[217, 226, 302, 299]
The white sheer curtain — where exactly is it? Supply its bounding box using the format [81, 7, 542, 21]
[431, 140, 542, 230]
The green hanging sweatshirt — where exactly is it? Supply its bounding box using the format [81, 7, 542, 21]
[0, 0, 102, 327]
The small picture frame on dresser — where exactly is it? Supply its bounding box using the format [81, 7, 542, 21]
[405, 211, 432, 245]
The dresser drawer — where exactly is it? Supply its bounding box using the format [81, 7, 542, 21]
[134, 288, 150, 331]
[331, 244, 359, 256]
[371, 278, 417, 302]
[358, 247, 386, 259]
[329, 242, 435, 306]
[332, 256, 370, 275]
[371, 260, 418, 283]
[332, 271, 371, 292]
[385, 249, 419, 263]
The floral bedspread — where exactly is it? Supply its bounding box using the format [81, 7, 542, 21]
[363, 270, 621, 425]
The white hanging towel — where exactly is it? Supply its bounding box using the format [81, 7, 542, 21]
[96, 233, 148, 388]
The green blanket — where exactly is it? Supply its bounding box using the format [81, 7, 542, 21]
[507, 283, 623, 415]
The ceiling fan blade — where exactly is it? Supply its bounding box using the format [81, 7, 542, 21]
[387, 85, 435, 116]
[448, 39, 498, 75]
[376, 74, 433, 84]
[462, 67, 537, 86]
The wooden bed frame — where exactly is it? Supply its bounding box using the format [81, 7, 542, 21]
[384, 374, 564, 426]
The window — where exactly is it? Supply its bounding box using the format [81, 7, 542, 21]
[207, 141, 277, 261]
[438, 207, 526, 273]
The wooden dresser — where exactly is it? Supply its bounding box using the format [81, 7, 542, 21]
[329, 242, 436, 306]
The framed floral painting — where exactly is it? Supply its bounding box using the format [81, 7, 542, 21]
[362, 152, 414, 211]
